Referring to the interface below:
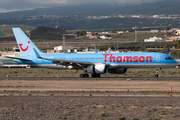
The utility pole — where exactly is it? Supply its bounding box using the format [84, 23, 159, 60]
[63, 34, 65, 46]
[117, 41, 118, 50]
[164, 28, 167, 41]
[135, 29, 137, 42]
[133, 26, 138, 42]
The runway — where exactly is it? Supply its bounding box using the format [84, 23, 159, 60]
[0, 76, 180, 80]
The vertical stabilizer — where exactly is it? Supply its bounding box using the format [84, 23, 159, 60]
[12, 28, 42, 56]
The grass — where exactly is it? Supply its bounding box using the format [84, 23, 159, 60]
[0, 25, 35, 37]
[101, 111, 106, 117]
[118, 116, 126, 120]
[0, 68, 180, 77]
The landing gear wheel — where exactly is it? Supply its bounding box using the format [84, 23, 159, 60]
[84, 74, 89, 78]
[92, 74, 101, 78]
[80, 74, 84, 78]
[80, 74, 89, 78]
[154, 74, 159, 78]
[154, 68, 160, 78]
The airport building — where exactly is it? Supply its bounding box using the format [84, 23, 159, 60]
[144, 36, 163, 42]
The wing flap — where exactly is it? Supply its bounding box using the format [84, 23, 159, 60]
[51, 59, 93, 68]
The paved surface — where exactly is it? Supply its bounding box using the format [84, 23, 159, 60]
[1, 76, 180, 80]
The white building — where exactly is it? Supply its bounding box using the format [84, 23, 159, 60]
[150, 30, 159, 33]
[54, 46, 72, 51]
[86, 33, 92, 37]
[144, 37, 163, 42]
[100, 35, 112, 39]
[54, 46, 81, 52]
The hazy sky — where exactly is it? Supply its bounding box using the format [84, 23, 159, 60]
[0, 0, 164, 13]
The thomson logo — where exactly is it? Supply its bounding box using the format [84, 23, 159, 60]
[103, 54, 153, 63]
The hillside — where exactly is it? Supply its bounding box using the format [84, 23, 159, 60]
[0, 3, 115, 19]
[30, 27, 73, 40]
[0, 25, 35, 37]
[0, 1, 180, 19]
[91, 0, 180, 15]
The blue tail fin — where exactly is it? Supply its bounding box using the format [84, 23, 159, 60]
[12, 28, 42, 56]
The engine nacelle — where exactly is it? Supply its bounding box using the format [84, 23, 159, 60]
[108, 68, 127, 74]
[87, 64, 108, 74]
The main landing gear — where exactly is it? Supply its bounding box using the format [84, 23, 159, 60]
[92, 74, 100, 78]
[154, 68, 161, 77]
[80, 68, 89, 78]
[80, 74, 89, 78]
[80, 73, 101, 78]
[80, 69, 101, 78]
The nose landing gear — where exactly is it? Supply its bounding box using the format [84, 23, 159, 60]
[155, 68, 161, 77]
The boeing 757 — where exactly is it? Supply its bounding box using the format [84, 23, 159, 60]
[7, 28, 178, 77]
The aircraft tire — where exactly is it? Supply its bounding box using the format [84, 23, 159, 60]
[84, 74, 89, 78]
[80, 74, 84, 78]
[154, 74, 159, 78]
[92, 74, 100, 78]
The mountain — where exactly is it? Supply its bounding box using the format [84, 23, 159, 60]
[0, 3, 117, 19]
[0, 1, 180, 19]
[30, 26, 73, 40]
[92, 0, 180, 15]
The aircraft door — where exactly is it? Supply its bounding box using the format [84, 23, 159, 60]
[156, 55, 160, 63]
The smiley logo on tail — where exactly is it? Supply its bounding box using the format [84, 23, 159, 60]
[19, 41, 30, 52]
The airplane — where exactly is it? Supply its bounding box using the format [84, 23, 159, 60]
[6, 28, 179, 78]
[0, 62, 4, 68]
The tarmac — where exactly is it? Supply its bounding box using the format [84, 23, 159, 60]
[1, 76, 180, 80]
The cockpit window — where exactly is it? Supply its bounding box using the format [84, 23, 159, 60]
[165, 57, 174, 60]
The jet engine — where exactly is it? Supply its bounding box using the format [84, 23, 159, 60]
[108, 68, 127, 74]
[87, 64, 108, 74]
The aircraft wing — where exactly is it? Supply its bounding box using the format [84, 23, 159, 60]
[33, 48, 94, 69]
[47, 59, 94, 69]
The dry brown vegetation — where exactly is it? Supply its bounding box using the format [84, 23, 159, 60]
[0, 67, 179, 77]
[1, 68, 180, 120]
[1, 96, 180, 120]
